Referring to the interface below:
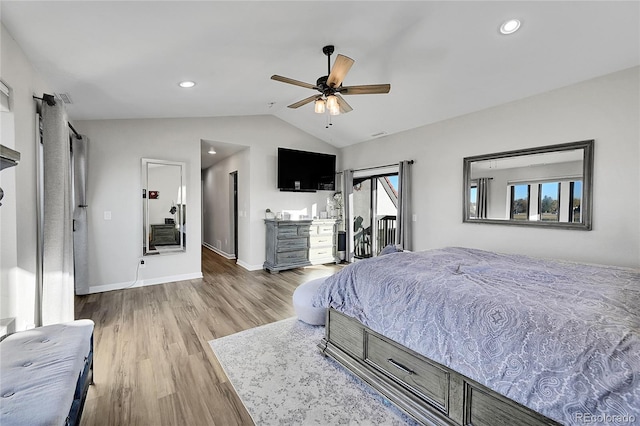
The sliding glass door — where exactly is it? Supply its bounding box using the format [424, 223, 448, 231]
[351, 174, 398, 259]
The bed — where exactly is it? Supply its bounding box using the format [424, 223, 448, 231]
[0, 319, 94, 426]
[312, 247, 640, 425]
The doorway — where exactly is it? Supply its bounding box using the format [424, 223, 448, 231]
[351, 173, 398, 259]
[229, 171, 238, 260]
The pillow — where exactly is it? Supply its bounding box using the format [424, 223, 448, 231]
[379, 244, 403, 256]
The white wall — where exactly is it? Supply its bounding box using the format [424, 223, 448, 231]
[147, 164, 182, 225]
[243, 138, 338, 269]
[71, 119, 202, 293]
[202, 148, 249, 258]
[198, 117, 338, 270]
[0, 24, 51, 330]
[340, 67, 640, 268]
[77, 115, 338, 287]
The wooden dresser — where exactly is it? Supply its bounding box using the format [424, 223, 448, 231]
[150, 224, 178, 246]
[264, 219, 339, 273]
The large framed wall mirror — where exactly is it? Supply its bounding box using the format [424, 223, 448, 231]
[142, 158, 187, 255]
[463, 140, 593, 230]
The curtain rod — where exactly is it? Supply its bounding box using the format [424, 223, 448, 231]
[336, 160, 414, 175]
[33, 94, 82, 139]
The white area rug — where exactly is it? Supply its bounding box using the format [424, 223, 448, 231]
[209, 317, 418, 425]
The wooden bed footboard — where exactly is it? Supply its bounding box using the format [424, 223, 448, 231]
[319, 309, 560, 426]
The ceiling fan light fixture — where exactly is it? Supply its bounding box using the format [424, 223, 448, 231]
[271, 45, 390, 120]
[326, 95, 340, 115]
[500, 19, 521, 35]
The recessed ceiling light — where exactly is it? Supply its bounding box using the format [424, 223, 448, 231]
[179, 81, 196, 88]
[500, 19, 521, 35]
[208, 148, 216, 154]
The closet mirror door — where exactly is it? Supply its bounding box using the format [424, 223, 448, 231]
[142, 158, 186, 255]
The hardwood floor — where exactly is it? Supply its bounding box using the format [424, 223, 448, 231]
[76, 247, 342, 426]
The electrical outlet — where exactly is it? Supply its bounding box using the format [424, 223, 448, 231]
[139, 259, 146, 269]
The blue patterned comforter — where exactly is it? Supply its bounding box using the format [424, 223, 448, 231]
[312, 247, 640, 425]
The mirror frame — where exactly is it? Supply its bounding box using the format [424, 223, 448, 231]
[463, 139, 594, 230]
[142, 158, 187, 255]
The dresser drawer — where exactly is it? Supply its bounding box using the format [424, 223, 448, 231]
[366, 334, 449, 412]
[309, 235, 333, 247]
[276, 250, 307, 263]
[277, 237, 308, 251]
[277, 226, 299, 237]
[317, 224, 335, 234]
[309, 223, 335, 235]
[309, 246, 333, 261]
[297, 226, 311, 236]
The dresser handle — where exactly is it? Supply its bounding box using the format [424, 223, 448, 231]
[387, 358, 415, 375]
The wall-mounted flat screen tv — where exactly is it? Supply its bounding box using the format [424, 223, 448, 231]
[277, 147, 336, 192]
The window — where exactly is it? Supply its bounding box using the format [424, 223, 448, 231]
[539, 182, 560, 222]
[510, 184, 530, 220]
[469, 185, 477, 218]
[569, 181, 582, 223]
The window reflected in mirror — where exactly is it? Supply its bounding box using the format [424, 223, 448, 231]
[463, 140, 593, 230]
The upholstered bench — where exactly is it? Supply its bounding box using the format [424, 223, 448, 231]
[0, 319, 95, 426]
[293, 277, 329, 326]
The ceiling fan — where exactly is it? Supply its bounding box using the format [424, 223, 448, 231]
[271, 45, 391, 115]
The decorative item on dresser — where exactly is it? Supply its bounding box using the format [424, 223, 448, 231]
[264, 219, 339, 273]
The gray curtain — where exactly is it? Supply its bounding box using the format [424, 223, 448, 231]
[342, 169, 354, 263]
[477, 177, 489, 219]
[396, 160, 412, 250]
[73, 135, 89, 295]
[41, 100, 75, 325]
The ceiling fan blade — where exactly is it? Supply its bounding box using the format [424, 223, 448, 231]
[340, 84, 391, 95]
[287, 95, 318, 109]
[327, 54, 354, 88]
[271, 75, 316, 90]
[335, 94, 353, 114]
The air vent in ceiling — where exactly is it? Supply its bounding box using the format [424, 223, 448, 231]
[55, 92, 73, 104]
[371, 131, 387, 138]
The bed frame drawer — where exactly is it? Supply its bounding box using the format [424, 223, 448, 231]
[465, 383, 555, 426]
[366, 333, 449, 412]
[320, 309, 562, 426]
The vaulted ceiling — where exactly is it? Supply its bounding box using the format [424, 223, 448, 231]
[2, 1, 638, 149]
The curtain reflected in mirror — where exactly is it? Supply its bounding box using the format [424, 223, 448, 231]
[463, 140, 593, 230]
[142, 158, 187, 255]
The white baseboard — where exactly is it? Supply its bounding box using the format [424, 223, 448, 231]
[202, 242, 236, 259]
[236, 260, 263, 271]
[88, 272, 203, 294]
[202, 243, 261, 270]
